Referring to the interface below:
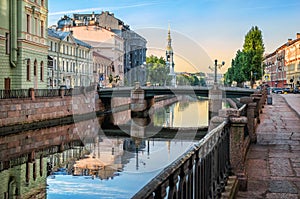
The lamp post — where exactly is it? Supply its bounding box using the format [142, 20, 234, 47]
[209, 59, 225, 85]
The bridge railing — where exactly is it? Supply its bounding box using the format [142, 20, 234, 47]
[0, 86, 96, 99]
[0, 89, 30, 99]
[132, 120, 231, 199]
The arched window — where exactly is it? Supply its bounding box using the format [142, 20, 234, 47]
[27, 59, 31, 81]
[34, 60, 37, 76]
[40, 61, 44, 81]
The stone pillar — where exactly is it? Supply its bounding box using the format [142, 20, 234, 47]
[130, 87, 146, 112]
[251, 94, 261, 123]
[240, 97, 257, 143]
[59, 88, 65, 98]
[208, 84, 223, 119]
[229, 116, 248, 191]
[247, 102, 257, 143]
[29, 88, 35, 100]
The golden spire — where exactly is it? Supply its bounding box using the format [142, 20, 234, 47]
[166, 24, 172, 51]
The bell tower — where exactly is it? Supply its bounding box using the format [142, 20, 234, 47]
[166, 25, 176, 86]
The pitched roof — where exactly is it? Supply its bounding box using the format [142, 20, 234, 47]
[47, 28, 91, 48]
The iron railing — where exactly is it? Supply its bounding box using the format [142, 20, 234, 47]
[0, 86, 96, 99]
[0, 89, 30, 99]
[34, 89, 60, 97]
[132, 120, 231, 199]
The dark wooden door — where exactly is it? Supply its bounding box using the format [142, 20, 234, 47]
[5, 78, 10, 90]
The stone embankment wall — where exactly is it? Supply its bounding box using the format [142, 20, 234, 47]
[0, 90, 104, 128]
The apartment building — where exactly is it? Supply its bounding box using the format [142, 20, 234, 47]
[48, 28, 92, 88]
[0, 0, 48, 89]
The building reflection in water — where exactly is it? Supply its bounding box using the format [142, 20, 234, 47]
[154, 100, 209, 128]
[0, 99, 208, 198]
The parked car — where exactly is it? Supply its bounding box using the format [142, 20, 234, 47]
[293, 87, 300, 94]
[283, 87, 293, 93]
[272, 87, 284, 94]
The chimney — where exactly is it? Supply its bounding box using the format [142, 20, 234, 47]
[70, 30, 73, 35]
[288, 38, 292, 43]
[297, 33, 300, 39]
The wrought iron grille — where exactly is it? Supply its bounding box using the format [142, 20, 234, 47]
[34, 89, 60, 97]
[0, 89, 30, 99]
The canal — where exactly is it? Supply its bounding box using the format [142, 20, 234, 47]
[0, 99, 209, 199]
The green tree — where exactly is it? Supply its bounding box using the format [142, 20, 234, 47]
[242, 26, 265, 88]
[224, 26, 264, 88]
[177, 74, 190, 85]
[146, 55, 171, 86]
[233, 50, 247, 87]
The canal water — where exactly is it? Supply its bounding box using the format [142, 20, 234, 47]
[0, 99, 209, 199]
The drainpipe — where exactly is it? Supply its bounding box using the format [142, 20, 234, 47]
[9, 0, 18, 67]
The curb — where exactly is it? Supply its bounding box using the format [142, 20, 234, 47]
[281, 95, 300, 119]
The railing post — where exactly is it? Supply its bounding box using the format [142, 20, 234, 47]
[59, 88, 65, 98]
[208, 84, 223, 119]
[29, 88, 35, 100]
[240, 97, 257, 143]
[229, 115, 248, 191]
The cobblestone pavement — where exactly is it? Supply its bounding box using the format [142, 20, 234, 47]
[236, 94, 300, 199]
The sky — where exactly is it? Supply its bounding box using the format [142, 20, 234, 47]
[48, 0, 300, 73]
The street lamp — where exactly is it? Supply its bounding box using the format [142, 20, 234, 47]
[209, 59, 225, 85]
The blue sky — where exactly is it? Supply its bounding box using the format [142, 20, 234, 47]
[48, 0, 300, 73]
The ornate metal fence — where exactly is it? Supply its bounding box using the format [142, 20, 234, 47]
[132, 121, 230, 199]
[0, 86, 96, 99]
[0, 89, 30, 99]
[34, 89, 60, 97]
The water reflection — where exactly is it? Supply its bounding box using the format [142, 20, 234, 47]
[0, 99, 208, 199]
[153, 100, 208, 128]
[47, 139, 195, 199]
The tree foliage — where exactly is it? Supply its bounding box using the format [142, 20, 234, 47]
[224, 26, 265, 87]
[146, 55, 171, 86]
[177, 73, 206, 86]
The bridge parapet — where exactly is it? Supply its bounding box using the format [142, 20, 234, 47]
[130, 86, 154, 115]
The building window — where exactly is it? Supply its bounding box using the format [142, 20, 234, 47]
[54, 43, 57, 52]
[35, 18, 38, 35]
[41, 20, 44, 37]
[27, 14, 30, 33]
[34, 60, 37, 76]
[27, 59, 31, 81]
[50, 41, 53, 51]
[40, 61, 44, 81]
[5, 33, 10, 54]
[54, 59, 57, 70]
[41, 0, 44, 6]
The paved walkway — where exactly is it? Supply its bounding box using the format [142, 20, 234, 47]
[236, 94, 300, 199]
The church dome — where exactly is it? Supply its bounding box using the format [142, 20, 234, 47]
[57, 15, 73, 29]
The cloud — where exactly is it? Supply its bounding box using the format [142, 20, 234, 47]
[49, 2, 160, 16]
